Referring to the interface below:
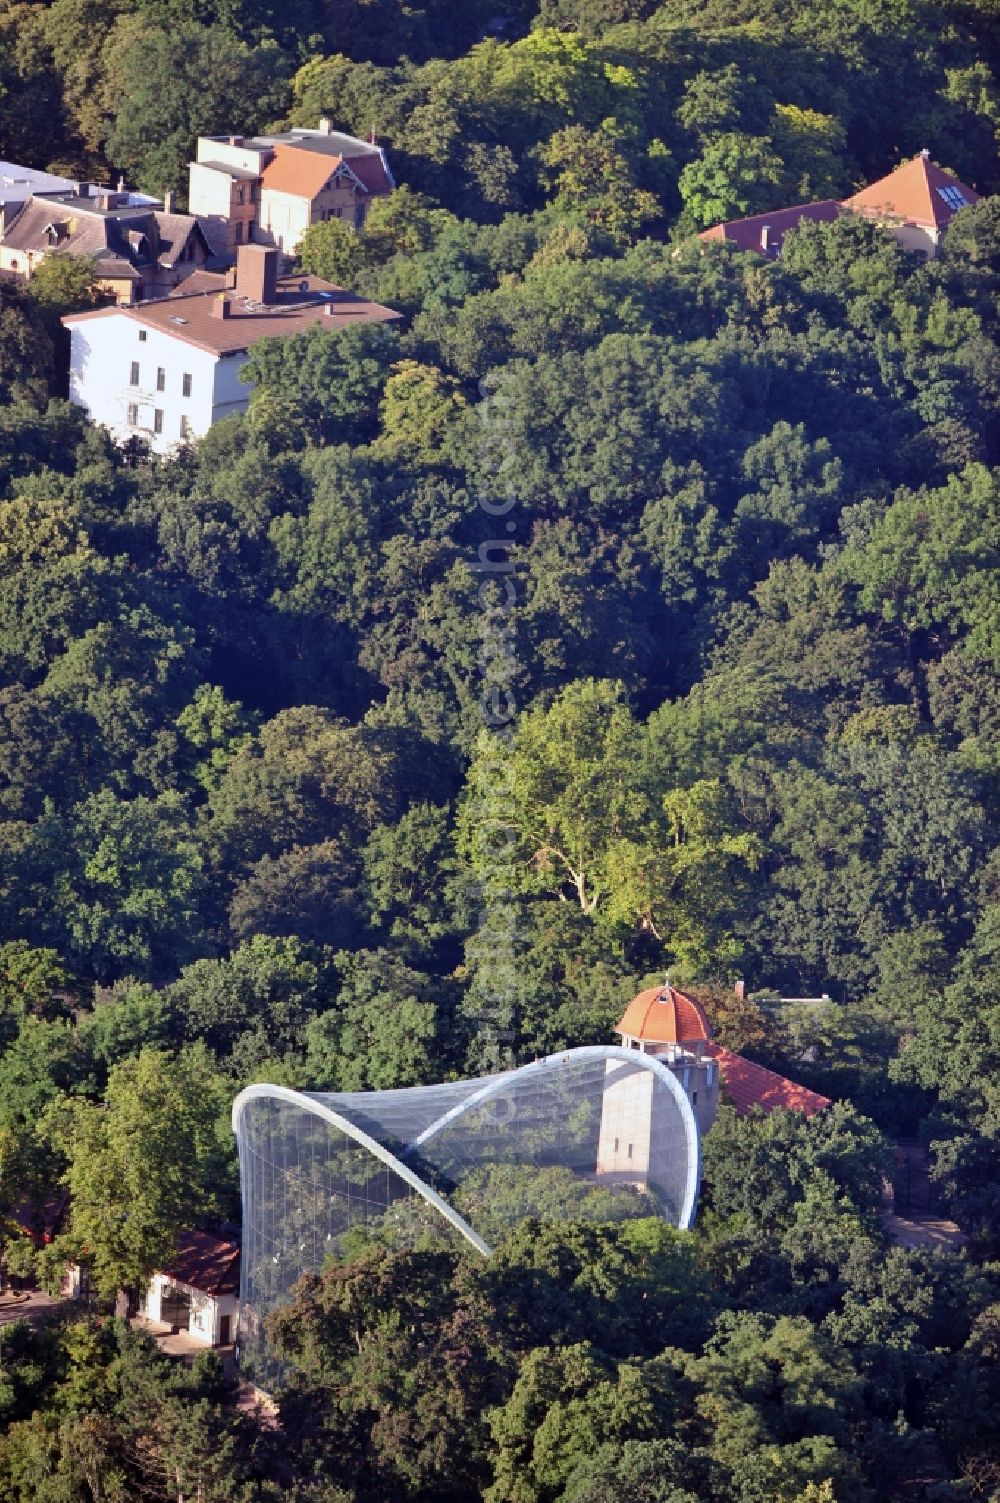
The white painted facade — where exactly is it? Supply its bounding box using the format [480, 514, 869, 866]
[255, 187, 310, 256]
[66, 311, 247, 453]
[596, 1042, 718, 1188]
[60, 1261, 90, 1300]
[257, 173, 367, 257]
[142, 1271, 239, 1347]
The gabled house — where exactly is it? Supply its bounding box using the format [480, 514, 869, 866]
[188, 121, 394, 258]
[699, 150, 981, 261]
[140, 1229, 240, 1348]
[0, 190, 226, 304]
[0, 164, 161, 242]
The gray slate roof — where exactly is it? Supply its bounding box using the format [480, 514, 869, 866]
[1, 197, 222, 275]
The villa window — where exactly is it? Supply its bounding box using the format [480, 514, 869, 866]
[129, 361, 140, 386]
[156, 367, 165, 392]
[138, 329, 147, 342]
[153, 408, 163, 435]
[627, 1143, 633, 1159]
[180, 415, 192, 439]
[127, 402, 138, 426]
[182, 373, 192, 398]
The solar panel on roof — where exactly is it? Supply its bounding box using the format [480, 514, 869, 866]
[938, 185, 968, 210]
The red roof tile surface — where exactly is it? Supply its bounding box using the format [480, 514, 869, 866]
[700, 199, 842, 258]
[699, 154, 980, 259]
[845, 154, 979, 228]
[262, 144, 348, 198]
[706, 1042, 831, 1118]
[162, 1229, 240, 1296]
[616, 984, 713, 1045]
[260, 142, 392, 200]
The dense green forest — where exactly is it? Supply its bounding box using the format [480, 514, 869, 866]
[2, 0, 1000, 1497]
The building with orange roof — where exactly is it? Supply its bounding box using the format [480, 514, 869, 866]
[698, 199, 844, 260]
[616, 982, 713, 1047]
[843, 150, 980, 255]
[597, 981, 831, 1189]
[699, 150, 980, 262]
[704, 1042, 831, 1118]
[188, 121, 394, 259]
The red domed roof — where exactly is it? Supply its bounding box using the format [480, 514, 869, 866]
[615, 984, 712, 1045]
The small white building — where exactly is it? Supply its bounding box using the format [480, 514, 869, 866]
[140, 1228, 240, 1348]
[62, 243, 401, 453]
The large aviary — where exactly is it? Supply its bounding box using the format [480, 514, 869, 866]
[232, 1045, 701, 1383]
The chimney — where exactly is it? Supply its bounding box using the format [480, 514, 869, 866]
[235, 243, 278, 305]
[212, 294, 231, 320]
[164, 190, 175, 214]
[760, 224, 771, 253]
[318, 117, 334, 135]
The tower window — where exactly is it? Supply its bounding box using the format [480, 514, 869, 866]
[692, 1091, 698, 1105]
[613, 1137, 619, 1154]
[627, 1143, 633, 1160]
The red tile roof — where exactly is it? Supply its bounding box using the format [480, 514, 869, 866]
[261, 144, 349, 198]
[699, 155, 980, 259]
[344, 152, 393, 197]
[700, 199, 842, 259]
[845, 153, 979, 229]
[706, 1042, 831, 1118]
[260, 140, 392, 200]
[161, 1229, 240, 1296]
[616, 984, 713, 1045]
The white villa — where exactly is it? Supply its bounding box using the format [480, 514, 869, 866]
[61, 243, 401, 453]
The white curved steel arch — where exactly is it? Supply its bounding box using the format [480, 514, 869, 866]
[231, 1082, 493, 1257]
[407, 1046, 701, 1231]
